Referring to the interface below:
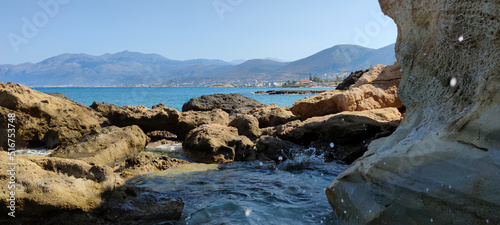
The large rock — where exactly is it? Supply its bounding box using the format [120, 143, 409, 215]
[182, 93, 264, 114]
[0, 83, 106, 149]
[90, 102, 180, 133]
[255, 136, 299, 162]
[291, 63, 403, 119]
[0, 152, 184, 224]
[183, 124, 256, 163]
[229, 114, 261, 139]
[326, 1, 500, 224]
[50, 125, 149, 166]
[336, 69, 369, 90]
[267, 108, 402, 163]
[174, 109, 230, 140]
[114, 152, 189, 178]
[248, 104, 300, 128]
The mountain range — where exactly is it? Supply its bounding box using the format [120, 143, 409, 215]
[0, 43, 396, 87]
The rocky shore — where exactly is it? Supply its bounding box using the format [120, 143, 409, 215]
[254, 90, 327, 95]
[0, 60, 404, 223]
[326, 0, 500, 224]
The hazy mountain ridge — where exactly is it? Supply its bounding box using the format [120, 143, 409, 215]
[0, 44, 396, 86]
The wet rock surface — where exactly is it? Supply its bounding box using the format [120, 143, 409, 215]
[326, 0, 500, 224]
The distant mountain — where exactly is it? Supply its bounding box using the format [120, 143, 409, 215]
[0, 44, 396, 87]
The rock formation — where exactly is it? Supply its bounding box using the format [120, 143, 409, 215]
[291, 63, 403, 119]
[50, 125, 149, 166]
[114, 152, 189, 178]
[90, 102, 180, 133]
[326, 0, 500, 224]
[229, 114, 262, 139]
[182, 93, 264, 114]
[248, 104, 300, 128]
[183, 124, 257, 163]
[265, 108, 402, 163]
[335, 69, 369, 90]
[0, 82, 106, 149]
[175, 109, 230, 139]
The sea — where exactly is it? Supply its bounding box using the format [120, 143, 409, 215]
[33, 87, 333, 111]
[28, 86, 346, 224]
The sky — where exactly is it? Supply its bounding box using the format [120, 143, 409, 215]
[0, 0, 397, 65]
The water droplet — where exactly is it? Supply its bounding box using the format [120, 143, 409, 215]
[245, 208, 252, 217]
[448, 185, 452, 189]
[321, 220, 324, 224]
[341, 118, 344, 122]
[426, 188, 429, 192]
[458, 35, 464, 42]
[330, 142, 335, 148]
[400, 69, 403, 72]
[383, 162, 386, 165]
[486, 219, 490, 224]
[341, 199, 344, 203]
[430, 218, 434, 222]
[450, 77, 458, 87]
[424, 53, 427, 56]
[278, 156, 283, 161]
[369, 210, 372, 213]
[259, 162, 263, 166]
[363, 141, 366, 143]
[344, 210, 347, 214]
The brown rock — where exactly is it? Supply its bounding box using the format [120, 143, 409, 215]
[327, 1, 500, 224]
[271, 108, 402, 163]
[50, 125, 149, 166]
[229, 114, 261, 139]
[183, 124, 256, 163]
[0, 83, 105, 149]
[248, 104, 301, 128]
[114, 152, 189, 178]
[175, 109, 230, 140]
[256, 136, 299, 162]
[0, 152, 184, 224]
[291, 63, 403, 119]
[90, 102, 180, 133]
[182, 93, 264, 114]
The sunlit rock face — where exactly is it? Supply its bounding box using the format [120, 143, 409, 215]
[326, 0, 500, 224]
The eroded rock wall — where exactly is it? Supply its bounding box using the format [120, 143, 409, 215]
[326, 0, 500, 224]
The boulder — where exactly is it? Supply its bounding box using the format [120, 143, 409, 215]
[0, 83, 106, 149]
[0, 152, 184, 224]
[50, 125, 149, 166]
[183, 124, 256, 163]
[229, 114, 261, 139]
[291, 63, 403, 119]
[90, 102, 180, 133]
[256, 136, 299, 162]
[326, 1, 500, 224]
[248, 104, 301, 128]
[182, 93, 264, 114]
[269, 108, 402, 163]
[114, 152, 189, 178]
[175, 109, 230, 140]
[336, 69, 369, 90]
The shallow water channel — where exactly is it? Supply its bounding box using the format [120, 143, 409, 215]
[141, 145, 348, 224]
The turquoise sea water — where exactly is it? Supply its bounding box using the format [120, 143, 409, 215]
[33, 87, 332, 111]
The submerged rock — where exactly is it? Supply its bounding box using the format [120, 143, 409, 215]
[291, 63, 403, 119]
[50, 125, 149, 166]
[326, 0, 500, 224]
[182, 93, 264, 114]
[183, 124, 256, 163]
[0, 82, 106, 149]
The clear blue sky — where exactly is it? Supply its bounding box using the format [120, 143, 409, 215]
[0, 0, 397, 65]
